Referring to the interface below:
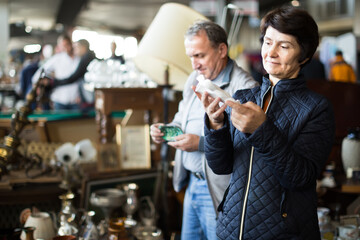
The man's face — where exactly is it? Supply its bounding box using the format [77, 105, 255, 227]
[60, 39, 73, 55]
[185, 30, 227, 80]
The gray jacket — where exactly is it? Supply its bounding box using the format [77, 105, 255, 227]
[171, 61, 258, 212]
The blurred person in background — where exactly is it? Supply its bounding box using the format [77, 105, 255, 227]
[17, 44, 53, 102]
[32, 35, 80, 110]
[109, 41, 125, 64]
[329, 50, 356, 83]
[42, 39, 96, 111]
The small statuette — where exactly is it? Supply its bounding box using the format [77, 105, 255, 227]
[195, 75, 236, 102]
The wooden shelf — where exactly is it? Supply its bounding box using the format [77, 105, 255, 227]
[341, 182, 360, 194]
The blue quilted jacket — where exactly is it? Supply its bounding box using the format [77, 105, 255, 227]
[204, 75, 335, 240]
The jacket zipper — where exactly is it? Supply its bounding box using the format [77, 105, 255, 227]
[238, 147, 254, 240]
[264, 86, 274, 114]
[238, 86, 274, 240]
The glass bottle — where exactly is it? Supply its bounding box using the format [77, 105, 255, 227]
[122, 183, 139, 227]
[59, 192, 77, 223]
[58, 191, 78, 236]
[318, 207, 334, 240]
[79, 211, 99, 240]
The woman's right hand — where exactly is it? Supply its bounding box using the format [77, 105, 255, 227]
[150, 123, 165, 144]
[192, 86, 226, 130]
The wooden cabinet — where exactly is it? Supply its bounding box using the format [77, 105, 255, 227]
[94, 87, 163, 144]
[307, 80, 360, 217]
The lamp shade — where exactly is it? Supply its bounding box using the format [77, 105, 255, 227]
[133, 3, 208, 91]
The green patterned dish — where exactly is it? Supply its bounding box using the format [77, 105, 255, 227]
[159, 125, 183, 142]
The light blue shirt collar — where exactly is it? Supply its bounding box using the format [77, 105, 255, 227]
[212, 58, 234, 87]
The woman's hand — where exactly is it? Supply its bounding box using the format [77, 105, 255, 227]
[226, 100, 266, 134]
[192, 85, 227, 130]
[150, 123, 165, 144]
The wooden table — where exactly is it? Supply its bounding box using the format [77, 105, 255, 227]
[341, 181, 360, 194]
[94, 87, 163, 144]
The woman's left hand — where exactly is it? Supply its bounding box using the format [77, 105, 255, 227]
[192, 85, 227, 130]
[226, 100, 266, 134]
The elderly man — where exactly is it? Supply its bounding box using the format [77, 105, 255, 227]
[150, 20, 257, 240]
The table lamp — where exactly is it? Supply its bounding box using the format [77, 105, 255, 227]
[133, 3, 208, 91]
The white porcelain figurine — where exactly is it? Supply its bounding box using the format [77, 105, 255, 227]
[195, 75, 236, 102]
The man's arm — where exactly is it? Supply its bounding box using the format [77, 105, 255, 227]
[52, 52, 95, 87]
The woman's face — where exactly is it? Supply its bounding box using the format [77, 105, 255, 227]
[261, 26, 306, 85]
[74, 42, 87, 57]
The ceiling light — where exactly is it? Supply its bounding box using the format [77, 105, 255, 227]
[291, 0, 300, 7]
[25, 26, 32, 33]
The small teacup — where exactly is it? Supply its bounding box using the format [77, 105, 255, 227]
[21, 212, 56, 240]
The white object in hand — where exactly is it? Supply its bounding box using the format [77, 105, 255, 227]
[195, 75, 236, 102]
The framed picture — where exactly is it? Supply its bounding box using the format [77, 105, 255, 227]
[97, 143, 121, 172]
[116, 124, 151, 169]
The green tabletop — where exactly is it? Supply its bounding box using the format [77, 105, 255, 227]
[0, 110, 126, 121]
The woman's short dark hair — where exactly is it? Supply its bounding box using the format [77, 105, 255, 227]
[76, 39, 90, 50]
[260, 6, 319, 64]
[185, 20, 228, 48]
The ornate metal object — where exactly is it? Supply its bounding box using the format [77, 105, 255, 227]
[0, 71, 47, 179]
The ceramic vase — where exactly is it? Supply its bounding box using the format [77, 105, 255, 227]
[341, 128, 360, 178]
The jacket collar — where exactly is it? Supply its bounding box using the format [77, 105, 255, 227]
[261, 74, 307, 95]
[213, 58, 234, 89]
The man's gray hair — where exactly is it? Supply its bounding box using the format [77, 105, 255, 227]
[185, 20, 228, 48]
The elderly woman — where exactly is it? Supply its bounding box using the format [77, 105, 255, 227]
[196, 6, 335, 240]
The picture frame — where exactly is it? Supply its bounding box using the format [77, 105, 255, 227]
[116, 124, 151, 169]
[81, 170, 158, 222]
[97, 143, 121, 172]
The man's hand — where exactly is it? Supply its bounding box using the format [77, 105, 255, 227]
[226, 100, 266, 134]
[192, 85, 227, 130]
[39, 73, 55, 87]
[167, 133, 200, 152]
[150, 123, 165, 144]
[40, 77, 51, 86]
